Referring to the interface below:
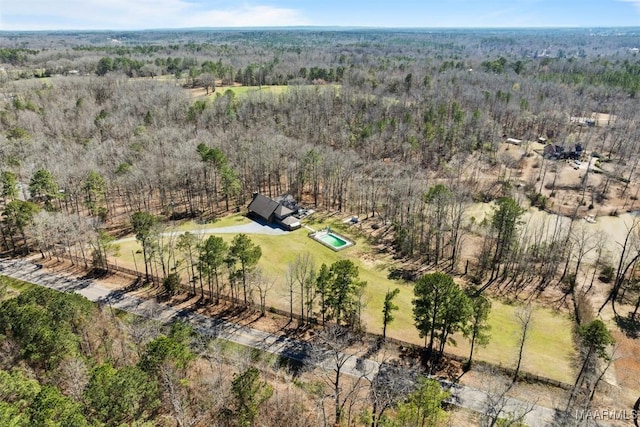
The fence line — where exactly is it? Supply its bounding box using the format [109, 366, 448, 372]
[58, 252, 572, 390]
[61, 253, 306, 321]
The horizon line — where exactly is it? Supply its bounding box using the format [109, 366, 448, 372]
[2, 25, 640, 34]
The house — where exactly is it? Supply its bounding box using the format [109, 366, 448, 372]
[563, 143, 583, 160]
[571, 143, 583, 159]
[570, 116, 596, 127]
[543, 143, 583, 160]
[543, 144, 564, 159]
[247, 193, 279, 222]
[247, 193, 301, 230]
[506, 137, 522, 145]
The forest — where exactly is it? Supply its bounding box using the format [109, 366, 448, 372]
[1, 28, 640, 426]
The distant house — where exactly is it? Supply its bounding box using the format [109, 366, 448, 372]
[543, 143, 583, 160]
[573, 143, 583, 159]
[570, 116, 596, 127]
[563, 143, 583, 160]
[543, 144, 564, 159]
[247, 193, 301, 230]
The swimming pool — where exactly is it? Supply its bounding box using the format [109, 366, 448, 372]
[311, 230, 354, 251]
[317, 232, 348, 248]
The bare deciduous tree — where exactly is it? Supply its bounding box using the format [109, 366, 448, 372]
[292, 252, 316, 323]
[482, 373, 537, 427]
[308, 324, 373, 427]
[368, 363, 416, 427]
[513, 304, 533, 384]
[251, 268, 275, 315]
[160, 364, 207, 427]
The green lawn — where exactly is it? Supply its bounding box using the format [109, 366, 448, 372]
[0, 274, 36, 300]
[444, 301, 577, 384]
[0, 275, 36, 292]
[199, 84, 339, 100]
[218, 85, 289, 97]
[229, 84, 338, 96]
[172, 214, 252, 231]
[110, 213, 576, 383]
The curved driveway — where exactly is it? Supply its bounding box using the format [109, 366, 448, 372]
[114, 220, 289, 244]
[0, 258, 569, 427]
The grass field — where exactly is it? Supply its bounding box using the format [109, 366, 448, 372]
[173, 214, 252, 231]
[218, 85, 290, 97]
[189, 83, 339, 100]
[0, 274, 36, 300]
[110, 213, 577, 383]
[446, 301, 577, 384]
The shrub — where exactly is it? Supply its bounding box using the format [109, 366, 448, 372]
[599, 265, 615, 283]
[163, 272, 180, 296]
[527, 191, 548, 209]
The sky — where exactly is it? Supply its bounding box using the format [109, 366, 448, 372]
[1, 0, 640, 31]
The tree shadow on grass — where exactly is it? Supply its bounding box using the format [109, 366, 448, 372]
[387, 267, 418, 281]
[614, 313, 640, 339]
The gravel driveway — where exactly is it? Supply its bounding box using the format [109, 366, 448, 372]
[115, 220, 289, 243]
[199, 220, 289, 235]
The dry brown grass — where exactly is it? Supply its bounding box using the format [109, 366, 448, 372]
[612, 330, 640, 397]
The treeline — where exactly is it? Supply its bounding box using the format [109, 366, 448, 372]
[4, 29, 640, 90]
[0, 284, 467, 427]
[0, 47, 39, 66]
[0, 286, 303, 426]
[0, 79, 634, 304]
[538, 57, 640, 97]
[2, 30, 640, 311]
[91, 53, 345, 87]
[0, 270, 612, 426]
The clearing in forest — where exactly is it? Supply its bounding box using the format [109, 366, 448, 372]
[110, 212, 576, 383]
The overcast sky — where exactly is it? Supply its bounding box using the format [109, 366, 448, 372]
[1, 0, 640, 31]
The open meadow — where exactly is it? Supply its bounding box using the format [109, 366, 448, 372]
[110, 213, 577, 383]
[188, 83, 338, 100]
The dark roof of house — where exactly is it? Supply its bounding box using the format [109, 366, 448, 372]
[545, 144, 563, 152]
[247, 194, 279, 220]
[274, 204, 294, 219]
